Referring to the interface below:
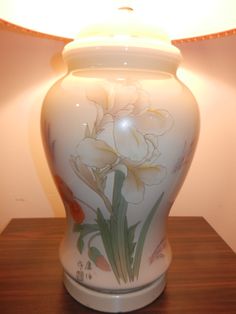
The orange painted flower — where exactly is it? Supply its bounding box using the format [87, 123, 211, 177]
[88, 246, 111, 272]
[54, 175, 85, 224]
[54, 175, 74, 202]
[95, 255, 111, 272]
[68, 200, 85, 224]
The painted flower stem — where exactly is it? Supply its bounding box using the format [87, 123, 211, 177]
[111, 171, 129, 283]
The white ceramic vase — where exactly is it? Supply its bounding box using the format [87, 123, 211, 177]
[41, 10, 199, 312]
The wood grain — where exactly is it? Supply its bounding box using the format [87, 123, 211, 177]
[0, 217, 235, 313]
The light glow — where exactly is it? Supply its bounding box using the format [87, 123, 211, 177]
[0, 0, 235, 40]
[118, 118, 133, 130]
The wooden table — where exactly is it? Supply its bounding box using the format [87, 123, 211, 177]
[0, 217, 236, 313]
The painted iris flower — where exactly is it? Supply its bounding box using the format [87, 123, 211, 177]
[68, 80, 173, 283]
[72, 81, 172, 205]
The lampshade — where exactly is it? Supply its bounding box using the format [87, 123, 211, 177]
[0, 0, 236, 40]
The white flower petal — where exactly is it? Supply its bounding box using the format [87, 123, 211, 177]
[141, 138, 155, 163]
[132, 89, 150, 115]
[136, 165, 166, 185]
[86, 85, 108, 110]
[121, 169, 145, 204]
[114, 120, 148, 161]
[134, 109, 173, 135]
[96, 113, 113, 133]
[114, 105, 135, 118]
[145, 134, 159, 148]
[112, 85, 138, 114]
[77, 138, 117, 168]
[143, 136, 161, 164]
[147, 148, 161, 165]
[94, 104, 104, 127]
[74, 159, 97, 190]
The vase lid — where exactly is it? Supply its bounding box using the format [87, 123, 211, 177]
[63, 5, 181, 72]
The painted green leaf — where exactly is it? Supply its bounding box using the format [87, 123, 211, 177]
[73, 223, 83, 232]
[110, 212, 126, 281]
[78, 236, 84, 253]
[133, 192, 164, 279]
[127, 221, 140, 264]
[111, 171, 130, 283]
[96, 208, 120, 283]
[123, 217, 134, 281]
[74, 223, 99, 254]
[88, 246, 101, 262]
[112, 170, 125, 206]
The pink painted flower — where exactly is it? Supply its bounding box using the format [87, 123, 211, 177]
[149, 238, 166, 264]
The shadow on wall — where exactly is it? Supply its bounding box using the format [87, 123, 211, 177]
[28, 80, 65, 217]
[0, 27, 67, 104]
[0, 28, 67, 227]
[28, 50, 67, 218]
[175, 34, 236, 88]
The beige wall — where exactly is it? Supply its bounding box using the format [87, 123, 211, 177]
[0, 28, 66, 232]
[1, 27, 236, 251]
[172, 37, 236, 252]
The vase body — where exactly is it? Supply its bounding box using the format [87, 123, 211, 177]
[41, 39, 199, 312]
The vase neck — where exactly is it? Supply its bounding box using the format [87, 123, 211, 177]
[63, 43, 181, 75]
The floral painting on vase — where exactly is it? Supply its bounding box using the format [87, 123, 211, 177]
[46, 79, 174, 284]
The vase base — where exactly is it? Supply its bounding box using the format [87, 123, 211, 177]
[63, 272, 166, 312]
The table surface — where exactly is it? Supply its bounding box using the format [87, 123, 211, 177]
[0, 217, 236, 314]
